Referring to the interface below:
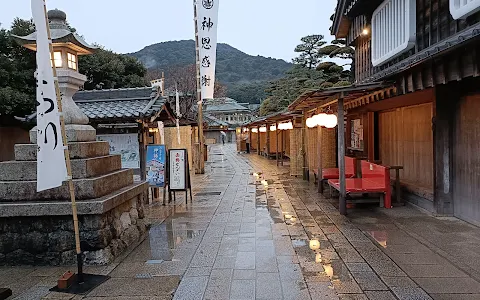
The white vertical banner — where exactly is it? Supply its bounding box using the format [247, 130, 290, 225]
[32, 0, 68, 192]
[196, 0, 219, 100]
[175, 87, 181, 145]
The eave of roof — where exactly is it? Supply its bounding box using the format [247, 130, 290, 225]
[288, 82, 392, 112]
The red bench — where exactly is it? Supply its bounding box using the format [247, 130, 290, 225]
[314, 156, 356, 193]
[327, 160, 392, 208]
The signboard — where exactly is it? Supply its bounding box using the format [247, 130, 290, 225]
[169, 149, 187, 190]
[146, 145, 166, 187]
[195, 0, 219, 100]
[97, 134, 140, 169]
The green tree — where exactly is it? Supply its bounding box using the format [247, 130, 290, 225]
[259, 35, 352, 115]
[0, 18, 36, 119]
[79, 48, 147, 90]
[292, 35, 327, 69]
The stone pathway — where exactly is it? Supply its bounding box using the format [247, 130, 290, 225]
[3, 144, 480, 299]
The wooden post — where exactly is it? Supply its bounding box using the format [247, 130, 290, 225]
[276, 122, 279, 166]
[367, 112, 375, 162]
[266, 124, 271, 158]
[257, 126, 261, 155]
[302, 114, 308, 181]
[194, 2, 205, 174]
[140, 123, 147, 181]
[281, 129, 285, 166]
[43, 3, 83, 282]
[338, 94, 347, 215]
[317, 126, 323, 193]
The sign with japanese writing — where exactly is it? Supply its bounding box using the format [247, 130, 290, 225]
[146, 145, 166, 187]
[97, 134, 140, 169]
[32, 0, 67, 192]
[196, 0, 219, 100]
[169, 149, 187, 190]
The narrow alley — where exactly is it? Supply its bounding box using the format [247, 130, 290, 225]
[3, 144, 480, 299]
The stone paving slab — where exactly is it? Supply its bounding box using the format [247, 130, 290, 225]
[6, 144, 480, 299]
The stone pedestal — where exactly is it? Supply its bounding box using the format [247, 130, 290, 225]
[0, 141, 148, 265]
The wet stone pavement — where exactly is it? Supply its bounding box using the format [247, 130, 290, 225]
[3, 144, 480, 299]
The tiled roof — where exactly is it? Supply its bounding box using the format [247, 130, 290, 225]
[73, 87, 168, 122]
[204, 114, 229, 127]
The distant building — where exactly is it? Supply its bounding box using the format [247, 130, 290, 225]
[204, 98, 255, 126]
[204, 97, 256, 143]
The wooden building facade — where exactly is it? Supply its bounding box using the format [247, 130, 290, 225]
[332, 0, 480, 224]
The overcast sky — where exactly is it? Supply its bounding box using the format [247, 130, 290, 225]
[0, 0, 337, 62]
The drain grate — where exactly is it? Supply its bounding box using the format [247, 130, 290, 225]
[195, 192, 222, 196]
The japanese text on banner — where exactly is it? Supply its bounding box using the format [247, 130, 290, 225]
[196, 0, 219, 100]
[32, 0, 67, 192]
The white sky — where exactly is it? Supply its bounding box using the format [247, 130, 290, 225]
[0, 0, 338, 62]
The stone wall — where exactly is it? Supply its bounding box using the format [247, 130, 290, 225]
[0, 194, 147, 266]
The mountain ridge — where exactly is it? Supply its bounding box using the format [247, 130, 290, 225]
[128, 40, 292, 89]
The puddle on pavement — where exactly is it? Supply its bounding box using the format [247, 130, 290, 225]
[147, 217, 204, 261]
[366, 230, 388, 248]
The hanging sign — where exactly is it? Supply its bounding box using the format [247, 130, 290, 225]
[146, 145, 166, 187]
[32, 0, 67, 192]
[169, 149, 188, 190]
[196, 0, 219, 100]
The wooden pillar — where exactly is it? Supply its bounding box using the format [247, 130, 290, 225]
[140, 122, 147, 181]
[266, 124, 271, 158]
[257, 126, 261, 155]
[434, 84, 455, 215]
[367, 111, 375, 162]
[281, 129, 285, 166]
[317, 126, 323, 193]
[302, 114, 309, 181]
[338, 95, 347, 215]
[276, 122, 279, 166]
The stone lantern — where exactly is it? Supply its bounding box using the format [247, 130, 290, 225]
[12, 9, 97, 142]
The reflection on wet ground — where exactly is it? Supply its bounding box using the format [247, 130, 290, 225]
[7, 144, 480, 299]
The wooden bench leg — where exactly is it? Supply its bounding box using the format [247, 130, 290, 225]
[380, 194, 385, 208]
[319, 179, 324, 193]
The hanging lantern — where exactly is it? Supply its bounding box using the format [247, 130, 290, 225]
[270, 125, 277, 131]
[259, 126, 267, 132]
[306, 117, 317, 128]
[251, 128, 258, 133]
[324, 114, 338, 128]
[316, 113, 328, 127]
[285, 121, 293, 130]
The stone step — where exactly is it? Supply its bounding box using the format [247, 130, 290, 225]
[15, 141, 110, 161]
[0, 169, 134, 201]
[0, 155, 122, 181]
[0, 181, 147, 217]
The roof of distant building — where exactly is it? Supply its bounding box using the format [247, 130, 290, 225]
[205, 97, 251, 113]
[204, 113, 229, 127]
[73, 87, 171, 122]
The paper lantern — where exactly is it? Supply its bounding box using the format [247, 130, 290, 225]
[259, 126, 267, 132]
[270, 125, 276, 131]
[285, 121, 293, 130]
[315, 253, 322, 263]
[251, 128, 258, 133]
[313, 113, 327, 127]
[324, 114, 338, 128]
[306, 117, 316, 128]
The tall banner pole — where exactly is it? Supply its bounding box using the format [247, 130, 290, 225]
[194, 1, 205, 174]
[33, 0, 83, 282]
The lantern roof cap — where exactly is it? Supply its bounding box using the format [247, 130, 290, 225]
[12, 9, 97, 55]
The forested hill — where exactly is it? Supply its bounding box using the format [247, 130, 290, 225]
[129, 40, 292, 88]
